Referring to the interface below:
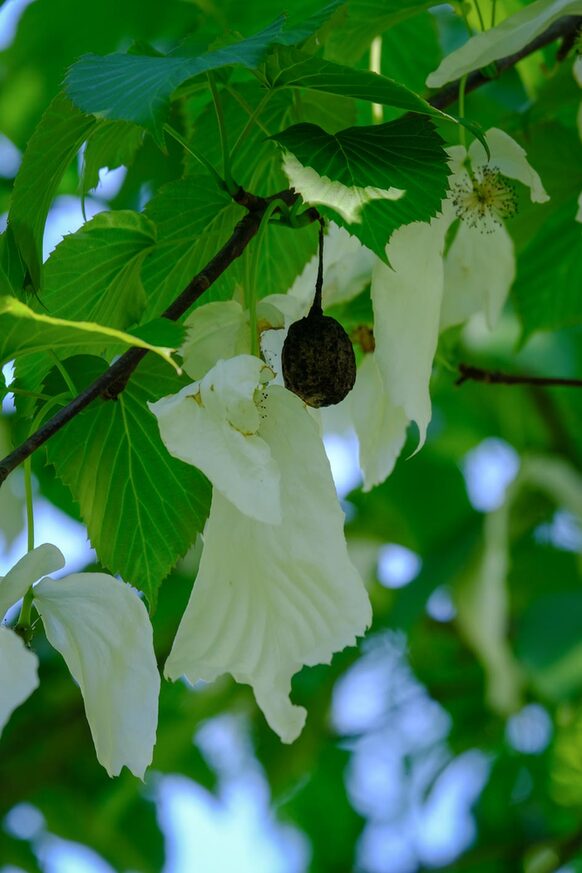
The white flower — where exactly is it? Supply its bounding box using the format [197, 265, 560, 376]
[0, 544, 159, 778]
[442, 129, 548, 330]
[426, 0, 582, 88]
[153, 354, 371, 742]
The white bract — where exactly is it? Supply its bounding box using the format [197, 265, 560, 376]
[0, 544, 159, 778]
[150, 355, 281, 523]
[362, 129, 547, 486]
[0, 544, 63, 737]
[34, 573, 160, 778]
[426, 0, 582, 88]
[152, 353, 371, 742]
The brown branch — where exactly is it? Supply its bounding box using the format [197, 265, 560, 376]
[429, 15, 582, 110]
[456, 363, 582, 388]
[0, 14, 580, 486]
[0, 191, 305, 486]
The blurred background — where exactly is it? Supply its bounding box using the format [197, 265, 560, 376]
[2, 0, 582, 871]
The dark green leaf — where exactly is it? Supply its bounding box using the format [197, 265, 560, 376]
[8, 92, 96, 290]
[65, 4, 343, 143]
[272, 114, 450, 258]
[326, 0, 435, 64]
[265, 46, 443, 118]
[141, 175, 240, 318]
[513, 203, 582, 339]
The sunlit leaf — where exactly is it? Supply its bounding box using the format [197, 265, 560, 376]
[0, 295, 179, 370]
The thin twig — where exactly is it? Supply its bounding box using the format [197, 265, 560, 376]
[456, 363, 582, 388]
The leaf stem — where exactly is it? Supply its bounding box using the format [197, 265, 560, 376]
[225, 86, 273, 138]
[490, 0, 497, 28]
[229, 91, 273, 163]
[370, 36, 384, 123]
[163, 123, 226, 190]
[15, 455, 35, 634]
[49, 350, 77, 398]
[246, 198, 289, 356]
[473, 0, 486, 31]
[458, 1, 473, 37]
[208, 73, 235, 193]
[458, 75, 468, 149]
[310, 219, 325, 316]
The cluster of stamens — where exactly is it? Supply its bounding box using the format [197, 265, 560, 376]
[451, 165, 518, 234]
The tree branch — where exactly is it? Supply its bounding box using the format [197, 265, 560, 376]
[456, 363, 582, 389]
[429, 15, 582, 110]
[0, 191, 307, 486]
[1, 14, 580, 486]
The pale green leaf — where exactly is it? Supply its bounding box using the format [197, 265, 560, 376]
[0, 296, 179, 370]
[46, 357, 212, 608]
[150, 355, 281, 524]
[371, 215, 448, 446]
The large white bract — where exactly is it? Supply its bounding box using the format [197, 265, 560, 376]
[0, 544, 160, 778]
[152, 352, 372, 742]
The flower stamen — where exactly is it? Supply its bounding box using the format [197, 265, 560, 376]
[451, 166, 518, 233]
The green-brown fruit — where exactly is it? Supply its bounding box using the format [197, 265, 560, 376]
[281, 311, 356, 408]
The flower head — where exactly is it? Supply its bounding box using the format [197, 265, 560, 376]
[451, 165, 518, 233]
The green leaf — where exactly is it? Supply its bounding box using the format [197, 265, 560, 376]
[141, 175, 240, 319]
[0, 227, 26, 297]
[46, 356, 212, 608]
[41, 210, 156, 328]
[273, 114, 450, 259]
[65, 4, 343, 143]
[8, 92, 96, 290]
[265, 46, 444, 118]
[513, 203, 582, 339]
[82, 120, 144, 195]
[326, 0, 435, 64]
[0, 295, 178, 369]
